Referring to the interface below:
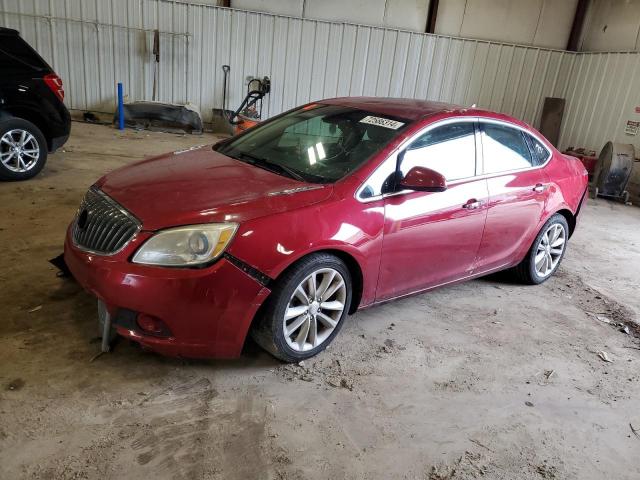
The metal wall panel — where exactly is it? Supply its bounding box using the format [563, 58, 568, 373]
[1, 0, 576, 131]
[559, 51, 640, 152]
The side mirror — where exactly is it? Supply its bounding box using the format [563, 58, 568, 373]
[399, 166, 447, 192]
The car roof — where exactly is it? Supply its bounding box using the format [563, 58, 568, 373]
[319, 96, 536, 135]
[0, 27, 20, 36]
[320, 96, 465, 121]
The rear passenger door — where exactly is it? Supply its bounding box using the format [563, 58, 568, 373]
[474, 121, 552, 273]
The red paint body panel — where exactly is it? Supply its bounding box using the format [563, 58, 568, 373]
[226, 186, 386, 307]
[64, 98, 588, 359]
[377, 178, 489, 299]
[476, 169, 550, 272]
[96, 146, 333, 230]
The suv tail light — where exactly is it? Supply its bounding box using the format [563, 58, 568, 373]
[44, 73, 64, 102]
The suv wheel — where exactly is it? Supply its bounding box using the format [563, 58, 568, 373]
[251, 253, 352, 362]
[0, 118, 48, 181]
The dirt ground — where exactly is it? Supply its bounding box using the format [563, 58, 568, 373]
[1, 122, 640, 480]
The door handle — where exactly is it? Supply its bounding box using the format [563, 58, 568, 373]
[533, 183, 548, 193]
[462, 199, 483, 209]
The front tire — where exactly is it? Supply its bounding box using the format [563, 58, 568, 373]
[514, 213, 569, 285]
[0, 118, 48, 181]
[252, 253, 352, 362]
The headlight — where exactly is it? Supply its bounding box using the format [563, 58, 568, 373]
[132, 223, 238, 266]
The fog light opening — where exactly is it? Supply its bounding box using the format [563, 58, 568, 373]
[137, 313, 169, 336]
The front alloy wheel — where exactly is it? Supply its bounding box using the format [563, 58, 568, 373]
[283, 268, 347, 352]
[252, 253, 352, 362]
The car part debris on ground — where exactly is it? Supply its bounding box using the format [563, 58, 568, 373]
[597, 351, 613, 363]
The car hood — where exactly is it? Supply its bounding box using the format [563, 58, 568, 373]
[96, 145, 333, 231]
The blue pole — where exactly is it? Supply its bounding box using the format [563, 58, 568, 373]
[117, 82, 124, 131]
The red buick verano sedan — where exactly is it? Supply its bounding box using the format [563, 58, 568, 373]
[64, 98, 588, 362]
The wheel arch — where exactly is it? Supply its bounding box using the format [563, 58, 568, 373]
[513, 205, 576, 267]
[1, 107, 52, 150]
[244, 247, 365, 354]
[555, 208, 576, 238]
[321, 248, 364, 314]
[270, 247, 364, 315]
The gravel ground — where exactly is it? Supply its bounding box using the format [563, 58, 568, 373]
[1, 122, 639, 480]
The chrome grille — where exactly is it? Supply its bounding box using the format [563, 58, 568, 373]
[72, 187, 140, 255]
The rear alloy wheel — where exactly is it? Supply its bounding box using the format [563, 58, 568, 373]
[0, 118, 48, 181]
[534, 223, 566, 278]
[514, 213, 569, 284]
[252, 253, 352, 362]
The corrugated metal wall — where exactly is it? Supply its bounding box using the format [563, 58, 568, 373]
[0, 0, 577, 129]
[559, 51, 640, 152]
[7, 0, 638, 155]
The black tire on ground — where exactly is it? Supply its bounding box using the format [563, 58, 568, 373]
[251, 252, 352, 363]
[514, 213, 569, 285]
[0, 117, 48, 181]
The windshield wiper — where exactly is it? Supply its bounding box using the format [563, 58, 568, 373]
[267, 162, 308, 183]
[235, 152, 308, 182]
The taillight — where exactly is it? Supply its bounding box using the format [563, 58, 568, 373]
[44, 73, 64, 102]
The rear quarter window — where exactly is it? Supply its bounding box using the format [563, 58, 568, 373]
[524, 133, 551, 166]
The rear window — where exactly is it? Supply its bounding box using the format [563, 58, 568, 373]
[0, 34, 50, 74]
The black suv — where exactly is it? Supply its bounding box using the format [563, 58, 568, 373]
[0, 27, 70, 180]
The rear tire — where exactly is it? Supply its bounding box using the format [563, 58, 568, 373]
[514, 213, 569, 285]
[0, 117, 48, 181]
[251, 253, 352, 362]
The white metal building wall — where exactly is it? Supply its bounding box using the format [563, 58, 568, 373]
[3, 0, 635, 155]
[560, 51, 640, 152]
[0, 0, 576, 125]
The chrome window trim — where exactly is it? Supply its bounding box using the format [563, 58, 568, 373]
[355, 116, 478, 203]
[477, 117, 553, 172]
[355, 115, 553, 203]
[71, 187, 142, 256]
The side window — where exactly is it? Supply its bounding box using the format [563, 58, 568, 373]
[524, 133, 550, 166]
[480, 123, 533, 174]
[401, 122, 476, 180]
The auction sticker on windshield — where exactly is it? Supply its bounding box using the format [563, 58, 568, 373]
[359, 115, 405, 130]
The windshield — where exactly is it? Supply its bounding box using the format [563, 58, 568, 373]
[216, 104, 410, 183]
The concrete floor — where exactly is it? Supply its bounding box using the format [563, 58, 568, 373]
[1, 123, 640, 480]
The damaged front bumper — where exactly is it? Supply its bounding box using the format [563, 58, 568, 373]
[63, 225, 270, 358]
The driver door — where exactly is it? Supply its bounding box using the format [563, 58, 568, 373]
[376, 119, 489, 300]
